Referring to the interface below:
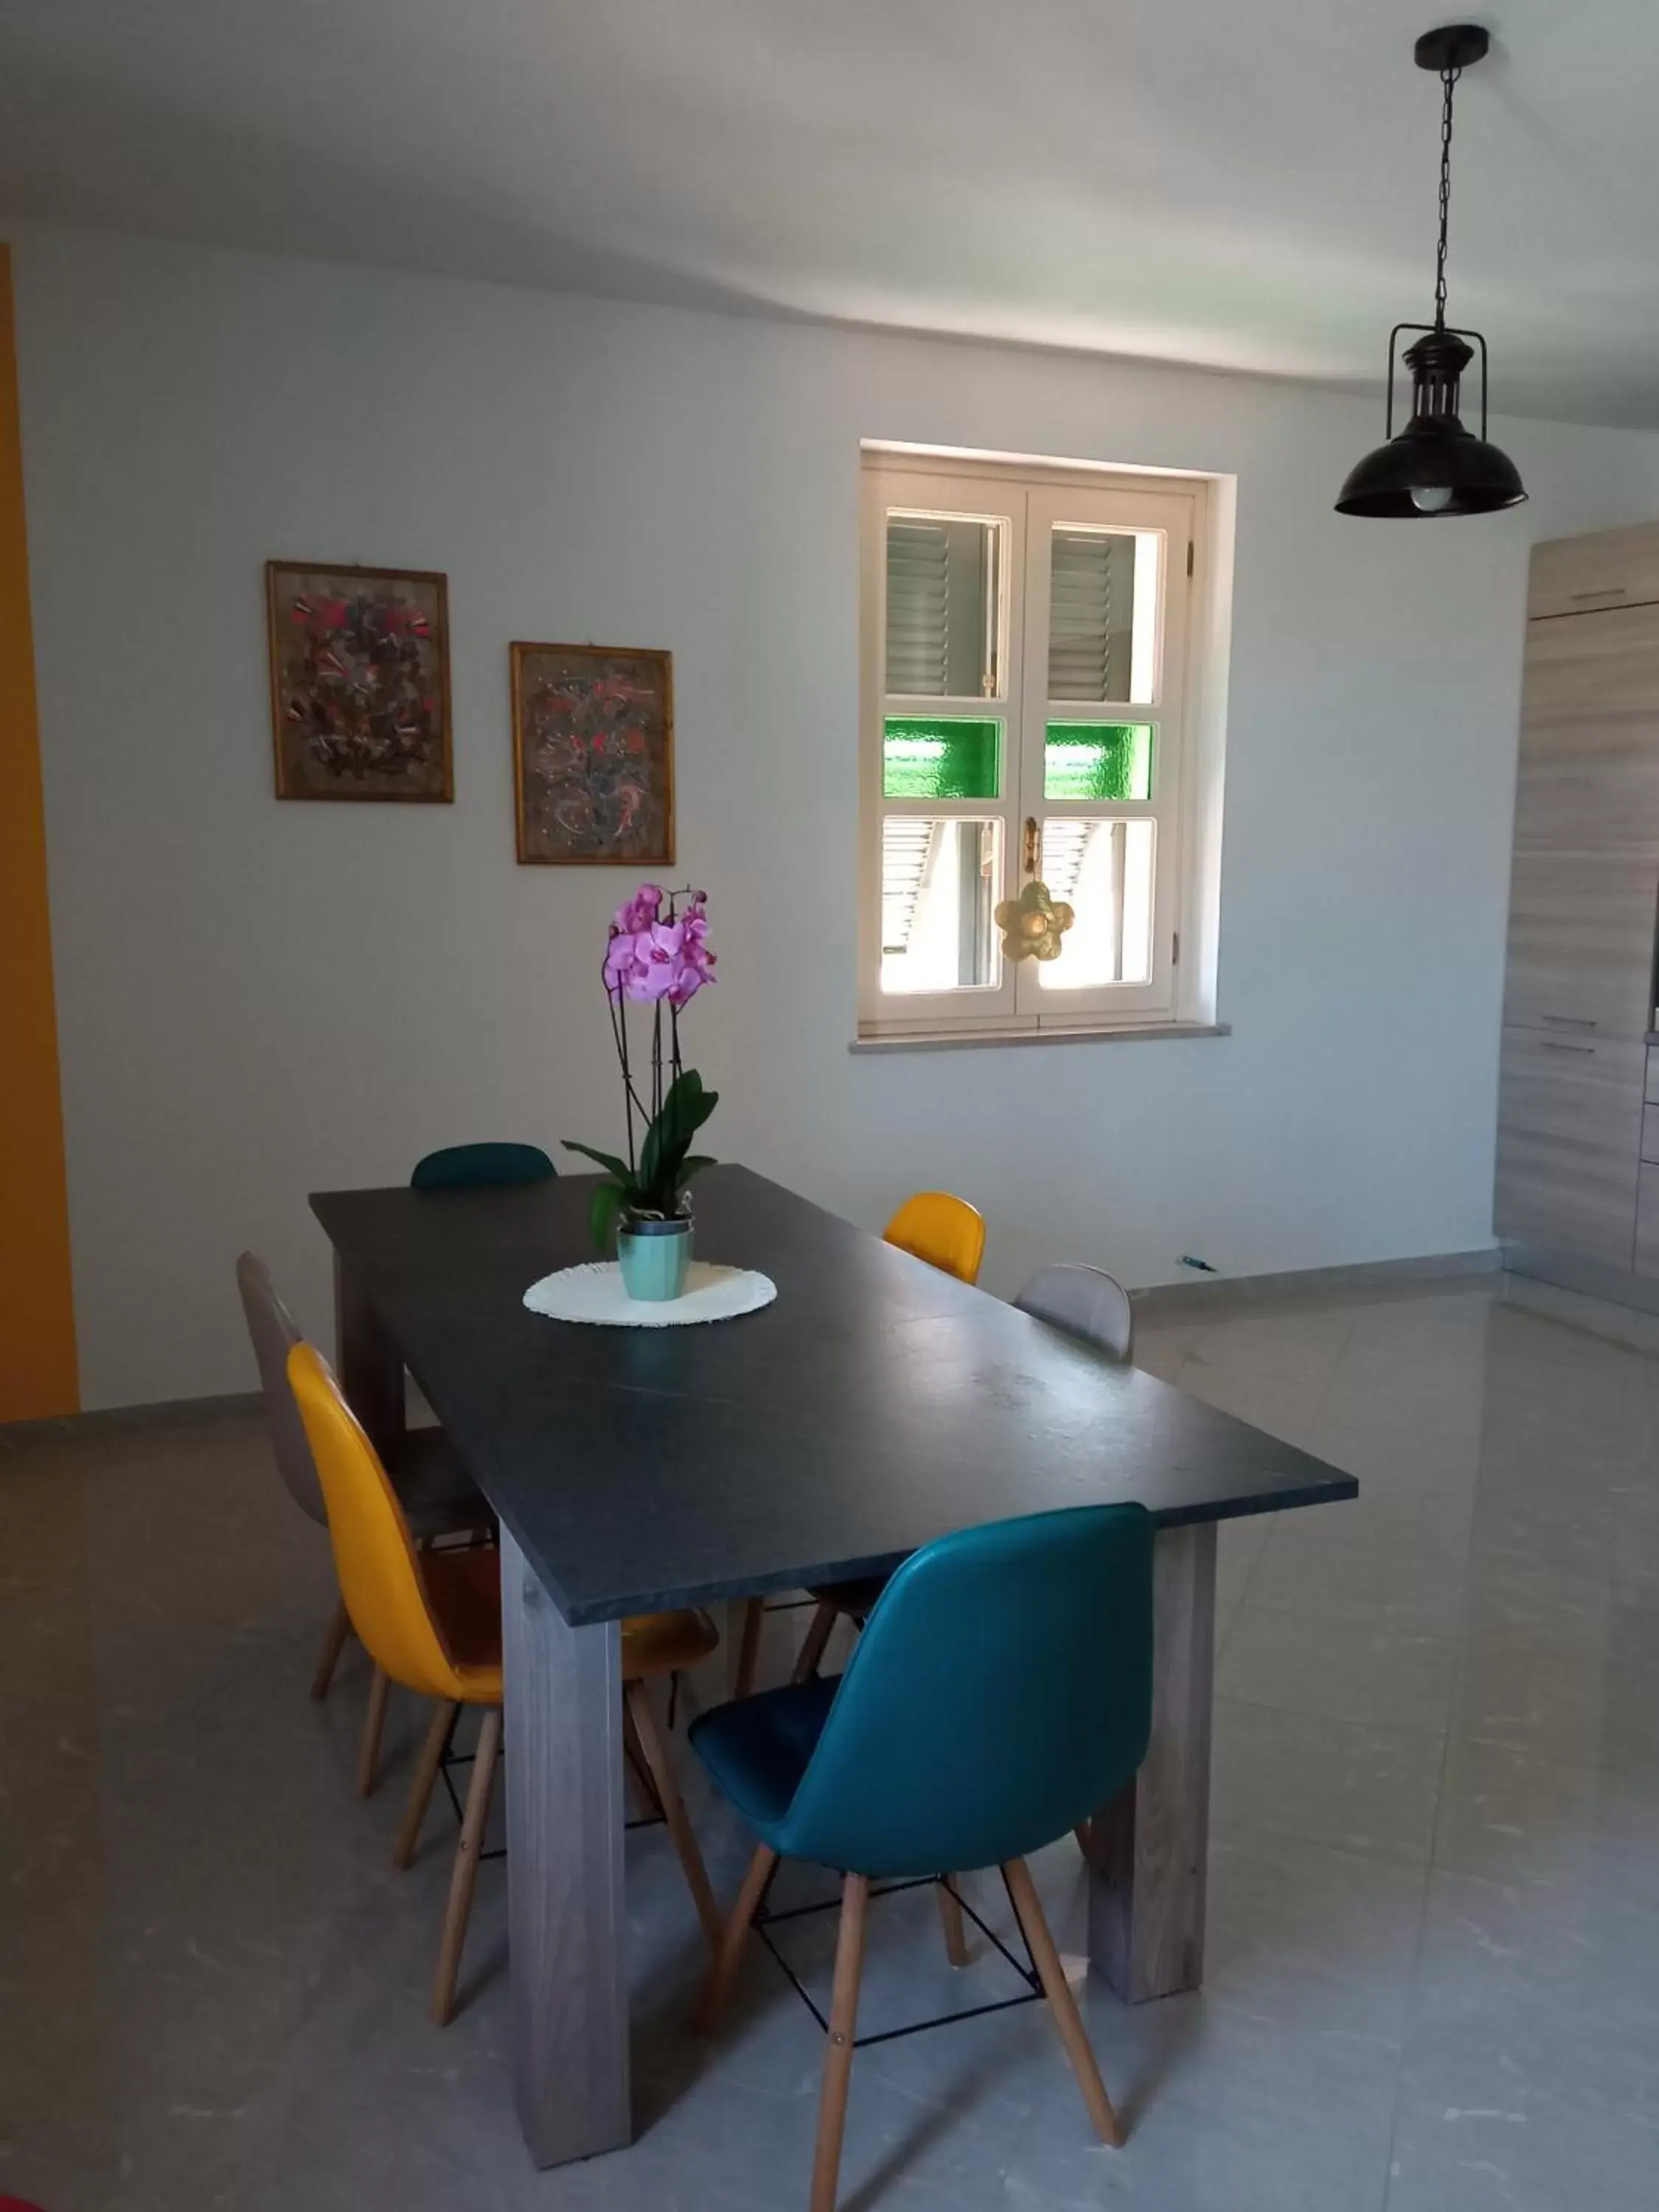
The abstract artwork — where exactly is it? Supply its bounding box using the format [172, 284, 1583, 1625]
[265, 563, 452, 801]
[510, 642, 674, 866]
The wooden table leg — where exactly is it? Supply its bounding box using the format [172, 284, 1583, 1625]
[499, 1527, 630, 2168]
[1086, 1520, 1217, 2002]
[333, 1253, 406, 1463]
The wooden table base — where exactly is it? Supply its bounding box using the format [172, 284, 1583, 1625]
[1087, 1521, 1217, 2001]
[500, 1527, 630, 2167]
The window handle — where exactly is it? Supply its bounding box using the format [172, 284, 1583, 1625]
[1023, 816, 1039, 875]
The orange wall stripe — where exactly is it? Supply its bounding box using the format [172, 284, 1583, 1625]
[0, 242, 79, 1419]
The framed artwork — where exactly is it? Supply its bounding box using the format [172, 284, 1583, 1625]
[265, 562, 452, 801]
[509, 641, 674, 866]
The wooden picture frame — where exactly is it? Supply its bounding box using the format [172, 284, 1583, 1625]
[266, 561, 453, 801]
[509, 641, 675, 866]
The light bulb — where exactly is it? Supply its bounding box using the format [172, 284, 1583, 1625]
[1411, 484, 1455, 514]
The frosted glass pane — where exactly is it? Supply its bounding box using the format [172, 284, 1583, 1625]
[881, 815, 1003, 994]
[1037, 818, 1155, 990]
[886, 514, 1001, 697]
[1044, 723, 1152, 801]
[883, 717, 1001, 799]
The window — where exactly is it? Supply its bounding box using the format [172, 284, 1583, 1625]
[859, 453, 1206, 1038]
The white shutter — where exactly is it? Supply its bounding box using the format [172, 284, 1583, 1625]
[1040, 818, 1093, 907]
[1048, 530, 1117, 700]
[885, 523, 950, 695]
[880, 817, 940, 954]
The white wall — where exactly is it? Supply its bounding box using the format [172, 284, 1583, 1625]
[13, 224, 1659, 1409]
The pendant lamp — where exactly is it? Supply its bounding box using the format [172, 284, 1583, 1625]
[1336, 24, 1526, 519]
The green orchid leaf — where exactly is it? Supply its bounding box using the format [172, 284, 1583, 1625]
[672, 1071, 718, 1130]
[678, 1154, 718, 1183]
[562, 1141, 634, 1183]
[633, 1071, 720, 1211]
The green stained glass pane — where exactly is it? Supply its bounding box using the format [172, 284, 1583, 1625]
[1043, 722, 1153, 801]
[883, 717, 1001, 800]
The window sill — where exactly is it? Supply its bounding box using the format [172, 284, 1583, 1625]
[849, 1020, 1231, 1055]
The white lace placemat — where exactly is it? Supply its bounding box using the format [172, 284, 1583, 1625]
[523, 1261, 778, 1327]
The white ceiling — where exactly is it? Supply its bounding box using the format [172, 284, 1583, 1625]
[1, 0, 1655, 425]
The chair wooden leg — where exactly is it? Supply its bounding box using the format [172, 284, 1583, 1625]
[357, 1666, 391, 1798]
[734, 1596, 765, 1699]
[1002, 1857, 1122, 2147]
[625, 1680, 723, 1950]
[310, 1596, 352, 1702]
[695, 1843, 778, 2034]
[622, 1700, 664, 1819]
[936, 1877, 970, 1967]
[791, 1601, 838, 1684]
[432, 1703, 502, 2026]
[394, 1699, 459, 1869]
[810, 1873, 870, 2212]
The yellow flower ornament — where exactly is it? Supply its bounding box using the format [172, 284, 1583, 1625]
[995, 878, 1075, 963]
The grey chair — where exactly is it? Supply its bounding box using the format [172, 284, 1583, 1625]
[1013, 1263, 1134, 1363]
[236, 1251, 490, 1792]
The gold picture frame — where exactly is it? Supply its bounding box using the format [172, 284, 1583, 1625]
[509, 641, 675, 866]
[266, 561, 453, 801]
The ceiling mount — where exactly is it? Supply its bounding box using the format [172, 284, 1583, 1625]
[1414, 23, 1489, 73]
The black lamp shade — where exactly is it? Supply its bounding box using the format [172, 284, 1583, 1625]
[1337, 324, 1527, 518]
[1335, 417, 1528, 517]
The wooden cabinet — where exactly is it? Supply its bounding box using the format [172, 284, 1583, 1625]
[1496, 524, 1659, 1286]
[1512, 603, 1659, 852]
[1501, 851, 1658, 1037]
[1638, 1048, 1659, 1278]
[1528, 523, 1659, 621]
[1495, 1029, 1641, 1267]
[1638, 1161, 1659, 1276]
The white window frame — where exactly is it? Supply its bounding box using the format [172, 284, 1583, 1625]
[858, 451, 1206, 1040]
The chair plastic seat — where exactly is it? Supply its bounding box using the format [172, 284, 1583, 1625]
[883, 1191, 986, 1284]
[420, 1545, 505, 1697]
[695, 1506, 1153, 1879]
[386, 1426, 492, 1540]
[411, 1141, 555, 1189]
[689, 1675, 841, 1837]
[622, 1605, 720, 1680]
[804, 1572, 891, 1618]
[417, 1542, 715, 1700]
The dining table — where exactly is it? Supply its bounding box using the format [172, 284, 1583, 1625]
[311, 1162, 1357, 2169]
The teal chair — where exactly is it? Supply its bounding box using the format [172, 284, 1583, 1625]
[692, 1503, 1153, 2211]
[410, 1142, 555, 1189]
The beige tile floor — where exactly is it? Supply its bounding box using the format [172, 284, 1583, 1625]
[3, 1278, 1658, 2210]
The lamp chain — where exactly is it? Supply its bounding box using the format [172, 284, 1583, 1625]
[1433, 63, 1459, 330]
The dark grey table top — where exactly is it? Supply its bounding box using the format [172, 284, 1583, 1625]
[311, 1165, 1357, 1626]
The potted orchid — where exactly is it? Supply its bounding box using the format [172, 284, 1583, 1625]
[564, 885, 718, 1301]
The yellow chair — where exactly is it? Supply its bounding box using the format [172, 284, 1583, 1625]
[730, 1191, 988, 1702]
[882, 1191, 987, 1286]
[286, 1342, 723, 2023]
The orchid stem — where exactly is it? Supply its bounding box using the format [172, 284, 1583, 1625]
[605, 980, 641, 1177]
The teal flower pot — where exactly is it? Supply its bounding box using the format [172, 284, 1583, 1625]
[617, 1217, 694, 1301]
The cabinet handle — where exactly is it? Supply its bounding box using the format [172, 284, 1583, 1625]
[1540, 1040, 1596, 1055]
[1569, 586, 1627, 600]
[1540, 1014, 1596, 1029]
